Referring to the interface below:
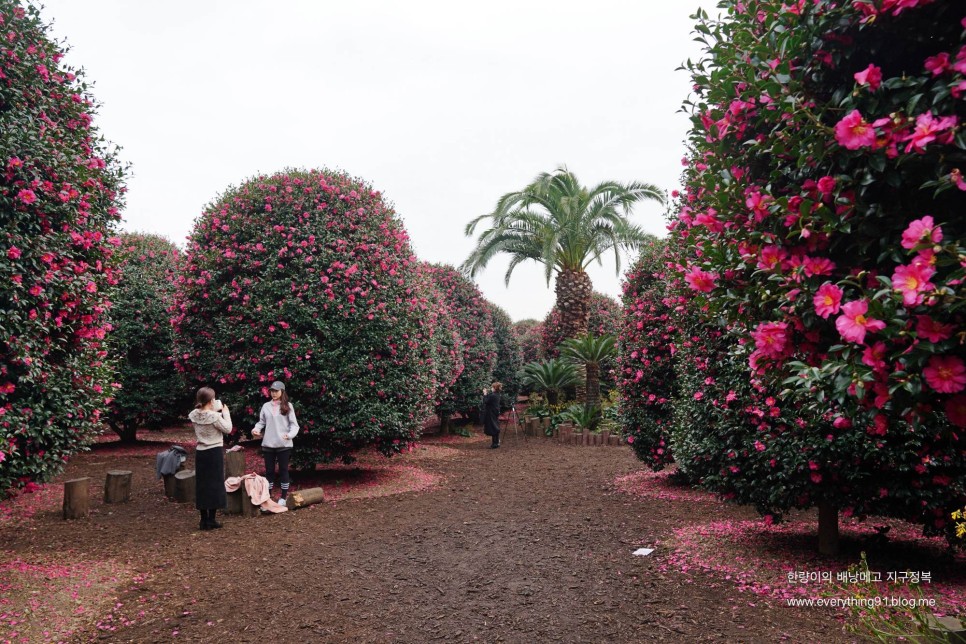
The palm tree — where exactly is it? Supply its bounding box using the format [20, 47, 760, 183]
[560, 334, 616, 410]
[462, 166, 664, 340]
[519, 358, 580, 405]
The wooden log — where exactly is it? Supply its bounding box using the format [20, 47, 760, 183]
[103, 470, 132, 504]
[609, 434, 620, 447]
[541, 417, 551, 433]
[600, 430, 610, 446]
[527, 418, 540, 437]
[63, 477, 90, 520]
[174, 470, 196, 504]
[289, 487, 325, 509]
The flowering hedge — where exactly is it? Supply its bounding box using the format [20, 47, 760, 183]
[106, 233, 184, 441]
[486, 303, 523, 409]
[0, 2, 125, 493]
[671, 0, 965, 538]
[618, 240, 679, 468]
[173, 170, 440, 464]
[511, 319, 544, 365]
[542, 292, 620, 358]
[420, 263, 497, 422]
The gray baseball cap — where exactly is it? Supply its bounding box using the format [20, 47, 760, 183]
[270, 381, 285, 391]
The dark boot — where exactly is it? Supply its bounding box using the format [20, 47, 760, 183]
[199, 510, 209, 530]
[207, 509, 223, 529]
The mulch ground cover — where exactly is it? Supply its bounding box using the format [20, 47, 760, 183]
[1, 425, 963, 643]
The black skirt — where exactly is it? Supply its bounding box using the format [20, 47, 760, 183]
[195, 446, 227, 510]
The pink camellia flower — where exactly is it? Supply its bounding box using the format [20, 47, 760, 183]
[16, 189, 37, 204]
[834, 110, 876, 150]
[853, 64, 883, 90]
[835, 300, 885, 344]
[924, 52, 950, 76]
[813, 282, 843, 318]
[923, 355, 966, 393]
[7, 245, 21, 260]
[751, 321, 789, 359]
[916, 315, 954, 342]
[816, 175, 837, 195]
[757, 244, 786, 271]
[900, 215, 942, 249]
[946, 394, 966, 428]
[892, 261, 935, 307]
[802, 256, 835, 277]
[684, 265, 717, 292]
[862, 342, 888, 371]
[868, 414, 888, 436]
[905, 112, 957, 154]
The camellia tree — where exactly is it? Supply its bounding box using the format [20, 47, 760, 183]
[173, 169, 442, 465]
[106, 233, 184, 442]
[0, 2, 126, 493]
[617, 239, 681, 468]
[670, 0, 965, 551]
[511, 319, 544, 365]
[462, 166, 664, 341]
[420, 263, 497, 428]
[486, 303, 523, 410]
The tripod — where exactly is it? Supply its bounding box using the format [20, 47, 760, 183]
[500, 405, 524, 443]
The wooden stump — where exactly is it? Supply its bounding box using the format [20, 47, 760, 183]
[226, 481, 259, 517]
[527, 418, 540, 437]
[541, 418, 551, 434]
[104, 470, 132, 504]
[174, 470, 196, 504]
[224, 451, 246, 478]
[609, 434, 620, 447]
[63, 477, 90, 520]
[289, 487, 325, 509]
[600, 430, 610, 446]
[163, 474, 177, 500]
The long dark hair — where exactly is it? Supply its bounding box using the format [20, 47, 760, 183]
[272, 389, 290, 416]
[195, 386, 215, 409]
[279, 391, 290, 416]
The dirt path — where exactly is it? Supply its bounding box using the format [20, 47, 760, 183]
[2, 432, 850, 643]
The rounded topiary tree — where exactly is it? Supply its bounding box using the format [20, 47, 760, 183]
[486, 303, 523, 410]
[106, 233, 184, 442]
[542, 292, 620, 358]
[420, 263, 497, 428]
[0, 2, 126, 493]
[511, 319, 544, 366]
[618, 239, 680, 468]
[173, 169, 439, 464]
[672, 0, 966, 550]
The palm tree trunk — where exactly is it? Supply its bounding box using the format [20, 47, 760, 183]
[584, 363, 600, 409]
[554, 269, 592, 340]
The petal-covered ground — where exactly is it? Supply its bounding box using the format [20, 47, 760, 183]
[0, 426, 961, 642]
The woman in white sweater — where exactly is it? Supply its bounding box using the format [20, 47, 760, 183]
[187, 386, 232, 530]
[252, 381, 299, 506]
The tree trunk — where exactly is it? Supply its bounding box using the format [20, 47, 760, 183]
[584, 363, 600, 408]
[554, 269, 593, 340]
[818, 502, 839, 555]
[109, 422, 139, 444]
[63, 477, 90, 520]
[103, 470, 132, 504]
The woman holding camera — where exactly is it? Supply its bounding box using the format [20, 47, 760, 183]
[188, 386, 232, 530]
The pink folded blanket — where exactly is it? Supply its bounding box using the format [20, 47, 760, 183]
[224, 474, 288, 513]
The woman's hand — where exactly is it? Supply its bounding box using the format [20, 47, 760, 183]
[252, 429, 261, 438]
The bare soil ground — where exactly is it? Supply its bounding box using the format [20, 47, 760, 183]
[0, 426, 932, 643]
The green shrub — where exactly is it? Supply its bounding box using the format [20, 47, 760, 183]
[0, 2, 126, 492]
[173, 169, 439, 464]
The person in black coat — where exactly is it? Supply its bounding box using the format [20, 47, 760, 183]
[482, 381, 503, 449]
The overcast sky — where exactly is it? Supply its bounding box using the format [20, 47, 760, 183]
[37, 1, 704, 322]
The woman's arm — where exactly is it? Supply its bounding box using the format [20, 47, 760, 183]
[215, 407, 232, 434]
[253, 403, 267, 434]
[285, 405, 299, 439]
